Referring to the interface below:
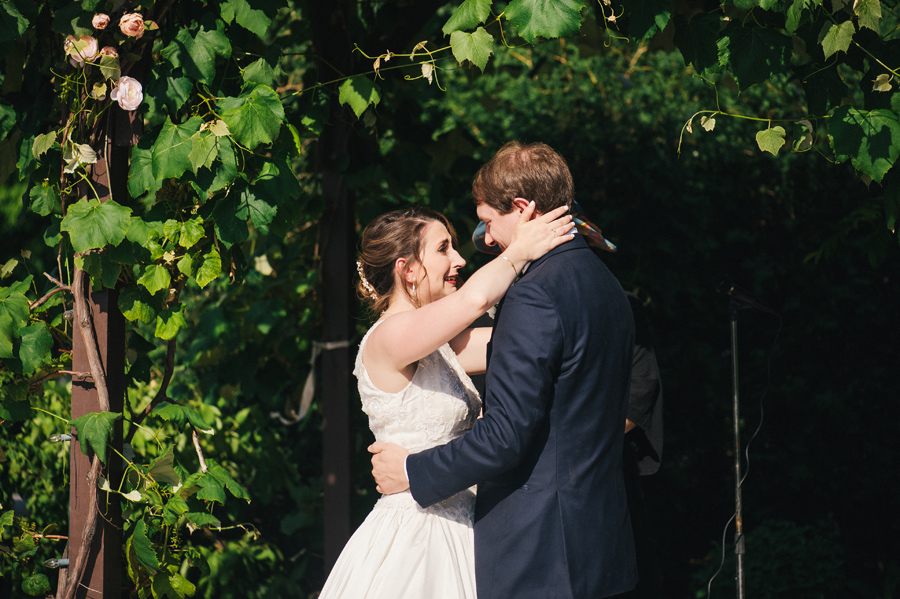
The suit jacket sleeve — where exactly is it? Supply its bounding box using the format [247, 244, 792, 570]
[406, 278, 562, 508]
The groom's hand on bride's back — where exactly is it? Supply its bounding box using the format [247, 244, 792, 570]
[369, 442, 411, 495]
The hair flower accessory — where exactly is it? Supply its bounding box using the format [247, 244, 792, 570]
[356, 260, 378, 300]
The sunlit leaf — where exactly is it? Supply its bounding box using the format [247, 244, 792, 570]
[220, 0, 271, 38]
[196, 248, 221, 288]
[118, 286, 157, 324]
[756, 125, 786, 155]
[442, 0, 492, 35]
[855, 0, 881, 31]
[137, 264, 171, 296]
[189, 130, 218, 172]
[872, 73, 892, 93]
[155, 305, 186, 340]
[505, 0, 587, 42]
[819, 20, 855, 59]
[450, 27, 494, 71]
[60, 198, 132, 253]
[338, 77, 381, 119]
[31, 132, 56, 160]
[21, 573, 50, 596]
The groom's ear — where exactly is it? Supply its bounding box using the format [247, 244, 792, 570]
[511, 197, 529, 213]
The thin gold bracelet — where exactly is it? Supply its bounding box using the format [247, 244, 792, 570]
[501, 255, 518, 277]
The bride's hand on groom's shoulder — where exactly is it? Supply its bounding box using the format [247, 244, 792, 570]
[369, 442, 411, 495]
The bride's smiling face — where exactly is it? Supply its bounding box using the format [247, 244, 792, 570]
[412, 221, 466, 305]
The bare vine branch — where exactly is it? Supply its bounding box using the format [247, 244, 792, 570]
[125, 338, 176, 443]
[192, 428, 209, 473]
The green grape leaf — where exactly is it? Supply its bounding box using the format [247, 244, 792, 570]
[151, 572, 196, 599]
[756, 126, 787, 155]
[177, 253, 194, 277]
[673, 13, 721, 74]
[618, 0, 671, 42]
[801, 66, 847, 115]
[180, 459, 248, 505]
[163, 494, 189, 525]
[442, 0, 492, 35]
[450, 27, 494, 71]
[212, 194, 249, 247]
[118, 287, 157, 324]
[242, 58, 276, 87]
[338, 77, 381, 119]
[179, 218, 205, 249]
[185, 512, 221, 529]
[127, 146, 161, 199]
[21, 573, 51, 596]
[151, 116, 204, 180]
[0, 100, 15, 142]
[75, 253, 102, 289]
[18, 322, 53, 373]
[99, 54, 120, 81]
[131, 519, 160, 575]
[718, 23, 792, 90]
[220, 85, 283, 149]
[160, 24, 232, 84]
[819, 20, 855, 59]
[220, 0, 271, 38]
[243, 188, 277, 235]
[155, 305, 186, 340]
[206, 459, 250, 501]
[148, 446, 181, 486]
[29, 183, 57, 216]
[0, 312, 14, 358]
[70, 411, 121, 463]
[152, 401, 214, 434]
[60, 198, 132, 253]
[855, 0, 881, 32]
[31, 132, 56, 160]
[505, 0, 586, 42]
[189, 131, 218, 172]
[137, 264, 171, 296]
[0, 290, 28, 334]
[830, 106, 900, 182]
[196, 248, 221, 288]
[0, 1, 31, 43]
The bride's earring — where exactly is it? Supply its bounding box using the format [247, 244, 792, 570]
[411, 278, 417, 297]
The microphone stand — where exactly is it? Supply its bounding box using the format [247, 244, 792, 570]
[729, 300, 746, 599]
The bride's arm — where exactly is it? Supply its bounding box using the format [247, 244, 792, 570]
[366, 203, 572, 373]
[450, 327, 492, 374]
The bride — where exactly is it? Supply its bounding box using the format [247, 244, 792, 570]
[318, 202, 573, 599]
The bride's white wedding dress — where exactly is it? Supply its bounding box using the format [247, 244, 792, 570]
[319, 320, 482, 599]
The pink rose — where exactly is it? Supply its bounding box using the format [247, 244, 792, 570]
[64, 35, 99, 66]
[111, 76, 143, 111]
[92, 13, 109, 29]
[119, 13, 145, 39]
[100, 46, 118, 57]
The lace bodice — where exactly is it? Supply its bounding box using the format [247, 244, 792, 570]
[354, 320, 482, 455]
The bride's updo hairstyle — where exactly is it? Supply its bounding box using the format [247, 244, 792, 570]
[357, 207, 458, 314]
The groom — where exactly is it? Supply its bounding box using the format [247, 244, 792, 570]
[370, 141, 638, 598]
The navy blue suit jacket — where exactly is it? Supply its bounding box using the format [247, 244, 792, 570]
[407, 234, 638, 599]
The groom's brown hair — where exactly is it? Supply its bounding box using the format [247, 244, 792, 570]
[472, 141, 574, 215]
